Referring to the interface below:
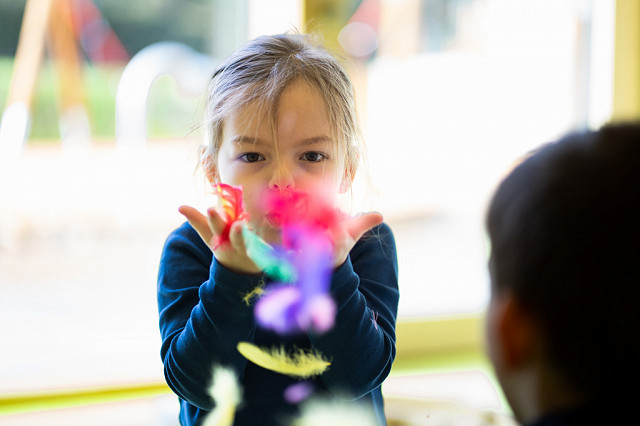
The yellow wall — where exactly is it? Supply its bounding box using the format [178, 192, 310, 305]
[302, 0, 351, 54]
[612, 0, 640, 121]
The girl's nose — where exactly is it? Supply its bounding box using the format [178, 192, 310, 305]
[269, 162, 295, 191]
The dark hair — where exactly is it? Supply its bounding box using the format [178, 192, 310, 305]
[486, 123, 640, 400]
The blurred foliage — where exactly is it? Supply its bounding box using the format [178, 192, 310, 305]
[0, 1, 25, 57]
[0, 0, 210, 141]
[0, 0, 213, 57]
[94, 0, 213, 56]
[146, 74, 203, 139]
[26, 62, 60, 140]
[0, 57, 201, 141]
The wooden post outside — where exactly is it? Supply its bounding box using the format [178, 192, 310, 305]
[47, 0, 91, 149]
[0, 0, 54, 157]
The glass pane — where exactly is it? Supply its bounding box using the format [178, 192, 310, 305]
[0, 0, 614, 414]
[361, 0, 613, 317]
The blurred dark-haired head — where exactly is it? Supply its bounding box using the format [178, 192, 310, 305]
[486, 122, 640, 402]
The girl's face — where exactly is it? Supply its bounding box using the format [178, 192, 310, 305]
[215, 79, 348, 243]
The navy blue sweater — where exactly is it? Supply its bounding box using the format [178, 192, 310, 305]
[158, 221, 399, 425]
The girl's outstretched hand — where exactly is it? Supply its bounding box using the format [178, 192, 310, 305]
[178, 205, 261, 275]
[332, 212, 383, 268]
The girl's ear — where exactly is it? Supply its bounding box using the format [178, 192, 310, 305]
[205, 165, 219, 187]
[339, 161, 357, 194]
[206, 169, 219, 186]
[339, 171, 353, 194]
[200, 148, 219, 186]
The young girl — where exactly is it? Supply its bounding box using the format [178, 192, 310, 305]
[157, 33, 399, 426]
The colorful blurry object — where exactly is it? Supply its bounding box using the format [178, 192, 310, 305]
[242, 226, 296, 283]
[253, 223, 335, 334]
[261, 188, 344, 238]
[252, 189, 340, 335]
[284, 381, 315, 404]
[70, 0, 129, 64]
[236, 342, 330, 378]
[212, 183, 246, 249]
[202, 365, 242, 426]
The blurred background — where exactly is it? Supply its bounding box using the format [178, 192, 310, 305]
[0, 0, 638, 424]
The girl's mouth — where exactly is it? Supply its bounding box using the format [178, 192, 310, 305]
[262, 190, 311, 229]
[266, 213, 283, 228]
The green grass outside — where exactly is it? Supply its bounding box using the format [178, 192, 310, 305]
[0, 56, 202, 143]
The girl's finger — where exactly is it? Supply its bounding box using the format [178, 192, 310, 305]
[206, 207, 228, 236]
[228, 221, 248, 254]
[229, 221, 261, 274]
[344, 212, 383, 243]
[179, 205, 213, 244]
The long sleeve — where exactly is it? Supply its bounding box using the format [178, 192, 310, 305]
[310, 222, 399, 398]
[157, 222, 264, 410]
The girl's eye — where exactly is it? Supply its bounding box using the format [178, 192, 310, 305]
[301, 151, 327, 162]
[239, 152, 265, 163]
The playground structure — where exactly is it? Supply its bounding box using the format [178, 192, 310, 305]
[0, 0, 128, 160]
[115, 41, 214, 154]
[0, 0, 217, 161]
[0, 0, 386, 161]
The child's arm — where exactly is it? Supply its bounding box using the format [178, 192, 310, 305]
[157, 223, 262, 410]
[309, 222, 399, 398]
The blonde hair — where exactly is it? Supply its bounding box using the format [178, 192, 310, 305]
[200, 32, 362, 186]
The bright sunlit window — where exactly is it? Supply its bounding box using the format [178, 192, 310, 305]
[363, 0, 614, 317]
[0, 0, 616, 423]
